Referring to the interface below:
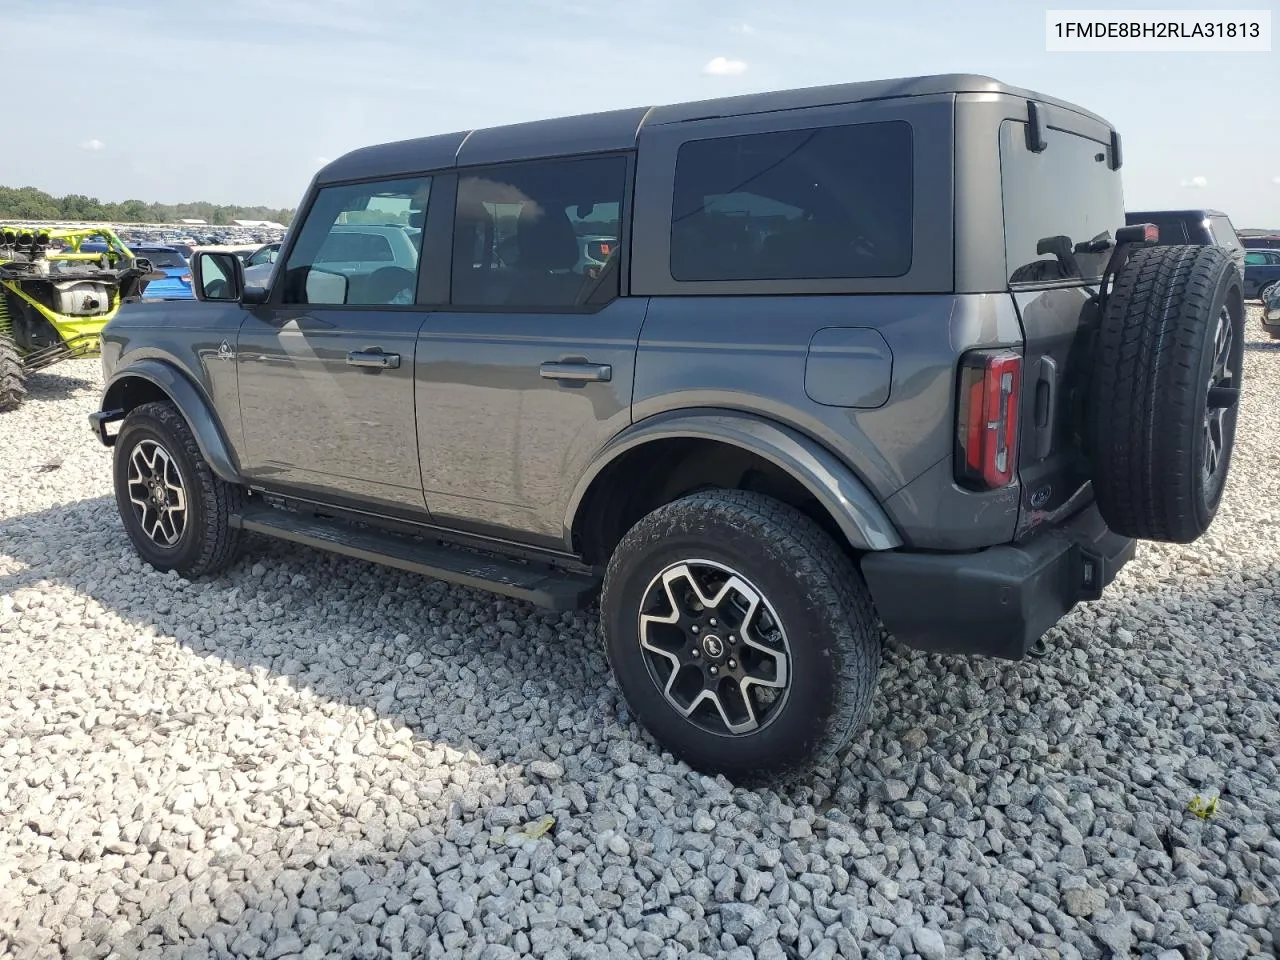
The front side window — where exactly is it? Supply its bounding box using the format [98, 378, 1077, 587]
[281, 176, 430, 305]
[1000, 122, 1123, 285]
[451, 155, 627, 309]
[669, 121, 913, 282]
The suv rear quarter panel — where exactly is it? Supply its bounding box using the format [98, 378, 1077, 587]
[628, 95, 1036, 549]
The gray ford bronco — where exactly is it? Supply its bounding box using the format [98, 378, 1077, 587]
[90, 75, 1245, 781]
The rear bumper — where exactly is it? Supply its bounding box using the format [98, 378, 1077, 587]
[860, 502, 1135, 660]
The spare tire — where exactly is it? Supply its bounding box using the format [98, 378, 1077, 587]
[1089, 244, 1244, 543]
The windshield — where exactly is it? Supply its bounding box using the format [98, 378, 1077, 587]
[134, 248, 188, 268]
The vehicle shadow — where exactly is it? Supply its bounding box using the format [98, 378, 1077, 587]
[20, 367, 99, 401]
[2, 494, 1278, 955]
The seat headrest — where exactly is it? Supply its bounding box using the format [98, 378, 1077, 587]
[516, 204, 579, 270]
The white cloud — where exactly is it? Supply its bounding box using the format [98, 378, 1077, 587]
[79, 138, 105, 152]
[1180, 175, 1208, 189]
[731, 23, 756, 35]
[1273, 175, 1280, 185]
[702, 56, 748, 76]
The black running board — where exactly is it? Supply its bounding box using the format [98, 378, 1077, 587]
[231, 504, 599, 611]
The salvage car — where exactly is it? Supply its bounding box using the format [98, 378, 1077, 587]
[90, 74, 1245, 781]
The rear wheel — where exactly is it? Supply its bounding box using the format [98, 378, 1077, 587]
[1089, 244, 1245, 543]
[113, 401, 244, 577]
[600, 490, 881, 782]
[1259, 280, 1279, 302]
[0, 335, 26, 411]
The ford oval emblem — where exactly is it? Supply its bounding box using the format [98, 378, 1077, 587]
[1029, 486, 1052, 509]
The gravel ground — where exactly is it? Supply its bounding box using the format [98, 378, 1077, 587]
[1, 311, 1277, 960]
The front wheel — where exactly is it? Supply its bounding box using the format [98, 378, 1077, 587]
[1259, 280, 1279, 303]
[113, 401, 244, 577]
[600, 490, 882, 782]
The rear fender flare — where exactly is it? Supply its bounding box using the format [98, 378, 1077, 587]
[100, 358, 241, 483]
[566, 409, 902, 552]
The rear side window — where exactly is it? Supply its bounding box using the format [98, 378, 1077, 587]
[451, 154, 626, 309]
[1208, 215, 1241, 254]
[1000, 121, 1123, 285]
[1139, 217, 1191, 245]
[669, 121, 913, 282]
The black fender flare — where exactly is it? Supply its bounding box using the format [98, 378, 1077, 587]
[97, 358, 241, 484]
[565, 409, 902, 552]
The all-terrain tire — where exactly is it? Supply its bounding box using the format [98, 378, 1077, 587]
[600, 489, 881, 783]
[113, 401, 244, 577]
[1089, 244, 1245, 543]
[0, 335, 27, 412]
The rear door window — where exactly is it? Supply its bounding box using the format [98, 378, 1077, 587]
[999, 122, 1123, 285]
[669, 121, 913, 282]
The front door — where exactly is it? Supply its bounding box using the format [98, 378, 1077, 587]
[415, 154, 645, 546]
[236, 175, 435, 515]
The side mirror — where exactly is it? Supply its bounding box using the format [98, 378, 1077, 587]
[192, 251, 245, 302]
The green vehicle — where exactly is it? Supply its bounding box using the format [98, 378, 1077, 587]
[0, 225, 157, 410]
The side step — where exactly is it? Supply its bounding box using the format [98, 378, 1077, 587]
[231, 504, 600, 611]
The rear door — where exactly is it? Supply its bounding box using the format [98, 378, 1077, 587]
[997, 115, 1125, 535]
[413, 153, 647, 548]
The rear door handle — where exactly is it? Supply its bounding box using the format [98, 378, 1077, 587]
[347, 349, 400, 370]
[539, 361, 612, 383]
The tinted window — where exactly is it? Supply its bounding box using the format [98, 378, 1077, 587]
[670, 121, 913, 282]
[1209, 215, 1241, 253]
[281, 176, 430, 305]
[1000, 122, 1123, 284]
[134, 248, 187, 268]
[451, 155, 626, 308]
[1145, 218, 1191, 245]
[1245, 251, 1268, 266]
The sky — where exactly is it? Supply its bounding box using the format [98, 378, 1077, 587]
[2, 0, 1277, 225]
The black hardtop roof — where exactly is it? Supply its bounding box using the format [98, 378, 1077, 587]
[317, 73, 1112, 185]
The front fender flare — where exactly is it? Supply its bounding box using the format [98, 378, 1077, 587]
[566, 409, 902, 552]
[98, 358, 241, 484]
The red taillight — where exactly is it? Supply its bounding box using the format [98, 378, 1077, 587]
[955, 350, 1022, 490]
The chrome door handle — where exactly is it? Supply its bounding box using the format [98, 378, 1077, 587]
[347, 349, 400, 369]
[539, 361, 612, 383]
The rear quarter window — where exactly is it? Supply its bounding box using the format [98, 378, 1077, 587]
[669, 120, 913, 282]
[1209, 215, 1241, 252]
[999, 121, 1123, 285]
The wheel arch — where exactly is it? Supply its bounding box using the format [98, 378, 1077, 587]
[566, 409, 902, 564]
[100, 359, 241, 484]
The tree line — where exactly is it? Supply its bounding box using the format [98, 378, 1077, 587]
[0, 185, 295, 226]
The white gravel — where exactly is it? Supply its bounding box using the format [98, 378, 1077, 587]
[1, 311, 1278, 960]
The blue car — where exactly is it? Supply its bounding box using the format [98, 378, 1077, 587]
[130, 245, 194, 300]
